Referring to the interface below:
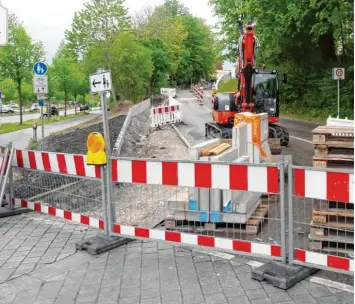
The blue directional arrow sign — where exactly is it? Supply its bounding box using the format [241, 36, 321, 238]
[33, 62, 48, 75]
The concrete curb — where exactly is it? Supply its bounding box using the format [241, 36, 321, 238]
[112, 98, 151, 156]
[172, 125, 191, 148]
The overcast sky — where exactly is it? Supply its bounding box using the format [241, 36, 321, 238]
[2, 0, 234, 68]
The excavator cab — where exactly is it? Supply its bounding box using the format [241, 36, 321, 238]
[252, 69, 280, 121]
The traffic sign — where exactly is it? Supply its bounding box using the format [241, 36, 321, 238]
[33, 75, 48, 94]
[38, 100, 44, 107]
[332, 68, 345, 80]
[0, 2, 8, 46]
[89, 70, 112, 93]
[0, 91, 2, 100]
[33, 62, 48, 75]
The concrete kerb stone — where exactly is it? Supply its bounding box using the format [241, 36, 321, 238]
[112, 98, 151, 156]
[172, 125, 191, 149]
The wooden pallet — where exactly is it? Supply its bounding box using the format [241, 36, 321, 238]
[269, 138, 281, 155]
[312, 208, 354, 227]
[312, 126, 354, 147]
[314, 146, 354, 158]
[165, 202, 269, 235]
[313, 156, 354, 169]
[261, 194, 278, 203]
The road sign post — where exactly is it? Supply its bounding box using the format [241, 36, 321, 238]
[38, 97, 45, 150]
[89, 69, 115, 228]
[332, 68, 345, 118]
[0, 1, 8, 46]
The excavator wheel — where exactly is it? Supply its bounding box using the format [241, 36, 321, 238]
[279, 126, 289, 147]
[269, 124, 289, 147]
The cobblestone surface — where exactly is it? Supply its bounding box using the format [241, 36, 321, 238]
[0, 212, 353, 304]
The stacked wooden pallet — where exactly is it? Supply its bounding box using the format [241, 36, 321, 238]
[199, 140, 232, 156]
[312, 125, 354, 168]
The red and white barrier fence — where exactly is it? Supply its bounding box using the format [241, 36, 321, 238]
[150, 105, 182, 128]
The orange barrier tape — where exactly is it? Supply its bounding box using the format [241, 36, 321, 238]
[234, 113, 267, 157]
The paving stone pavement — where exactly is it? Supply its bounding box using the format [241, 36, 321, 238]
[0, 213, 353, 304]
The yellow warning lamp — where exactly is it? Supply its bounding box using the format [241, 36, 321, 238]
[86, 132, 107, 165]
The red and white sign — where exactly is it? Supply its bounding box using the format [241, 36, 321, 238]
[332, 68, 345, 80]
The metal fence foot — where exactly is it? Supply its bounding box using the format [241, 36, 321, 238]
[75, 235, 134, 255]
[251, 261, 318, 290]
[0, 206, 31, 218]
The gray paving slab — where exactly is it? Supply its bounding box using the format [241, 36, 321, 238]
[0, 213, 353, 304]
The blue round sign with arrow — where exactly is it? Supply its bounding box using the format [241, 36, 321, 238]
[33, 62, 48, 75]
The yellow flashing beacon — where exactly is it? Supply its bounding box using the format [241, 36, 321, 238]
[86, 132, 107, 165]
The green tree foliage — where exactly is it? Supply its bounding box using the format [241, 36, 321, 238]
[209, 0, 354, 119]
[0, 14, 44, 123]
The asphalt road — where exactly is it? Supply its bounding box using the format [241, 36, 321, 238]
[0, 114, 99, 149]
[176, 90, 322, 166]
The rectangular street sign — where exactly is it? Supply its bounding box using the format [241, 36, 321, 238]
[332, 67, 345, 80]
[33, 75, 48, 94]
[0, 3, 8, 46]
[90, 71, 112, 93]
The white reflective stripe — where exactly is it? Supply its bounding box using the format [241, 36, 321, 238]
[147, 161, 162, 185]
[120, 225, 135, 236]
[71, 212, 81, 224]
[178, 162, 194, 187]
[305, 170, 326, 200]
[83, 156, 96, 178]
[306, 251, 327, 267]
[117, 160, 132, 183]
[89, 217, 100, 228]
[56, 209, 64, 218]
[181, 233, 197, 245]
[49, 153, 59, 173]
[34, 152, 44, 171]
[248, 166, 267, 193]
[350, 259, 354, 272]
[251, 242, 271, 256]
[41, 205, 48, 214]
[150, 229, 165, 241]
[211, 164, 229, 189]
[65, 155, 76, 175]
[21, 152, 31, 169]
[349, 174, 354, 204]
[27, 201, 35, 210]
[215, 238, 233, 250]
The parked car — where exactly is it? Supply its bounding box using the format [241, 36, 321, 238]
[80, 104, 89, 111]
[0, 105, 14, 114]
[43, 105, 59, 117]
[31, 104, 39, 111]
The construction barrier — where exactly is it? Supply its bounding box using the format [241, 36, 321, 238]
[289, 165, 354, 274]
[0, 144, 353, 276]
[161, 88, 176, 98]
[150, 105, 182, 128]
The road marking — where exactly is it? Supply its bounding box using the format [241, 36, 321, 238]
[246, 261, 354, 293]
[203, 106, 212, 113]
[289, 135, 312, 144]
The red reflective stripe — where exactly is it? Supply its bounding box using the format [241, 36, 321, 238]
[195, 163, 211, 188]
[295, 249, 306, 262]
[34, 203, 41, 212]
[233, 240, 251, 252]
[41, 152, 51, 172]
[99, 220, 104, 229]
[164, 106, 169, 113]
[57, 154, 67, 174]
[267, 167, 279, 193]
[28, 151, 37, 169]
[64, 211, 72, 220]
[95, 166, 101, 178]
[81, 215, 90, 225]
[111, 160, 118, 181]
[165, 231, 181, 243]
[48, 206, 56, 216]
[21, 200, 27, 208]
[294, 169, 305, 197]
[113, 224, 121, 233]
[271, 245, 281, 257]
[162, 162, 178, 186]
[158, 108, 162, 114]
[73, 155, 85, 176]
[135, 227, 150, 238]
[198, 236, 214, 247]
[132, 160, 147, 183]
[230, 165, 248, 190]
[327, 172, 349, 203]
[16, 150, 23, 167]
[327, 255, 350, 271]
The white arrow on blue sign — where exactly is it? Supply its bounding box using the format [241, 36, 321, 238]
[33, 62, 48, 75]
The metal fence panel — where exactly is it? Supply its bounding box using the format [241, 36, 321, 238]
[289, 165, 354, 274]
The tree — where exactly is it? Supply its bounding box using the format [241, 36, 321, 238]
[50, 42, 78, 116]
[0, 14, 44, 124]
[65, 0, 131, 107]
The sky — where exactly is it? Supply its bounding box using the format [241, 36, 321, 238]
[2, 0, 234, 69]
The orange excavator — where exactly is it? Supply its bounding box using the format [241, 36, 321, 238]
[205, 22, 289, 146]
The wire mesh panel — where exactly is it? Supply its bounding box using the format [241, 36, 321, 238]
[290, 166, 354, 274]
[7, 167, 104, 225]
[110, 157, 284, 260]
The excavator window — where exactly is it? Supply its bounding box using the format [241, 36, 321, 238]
[253, 74, 278, 99]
